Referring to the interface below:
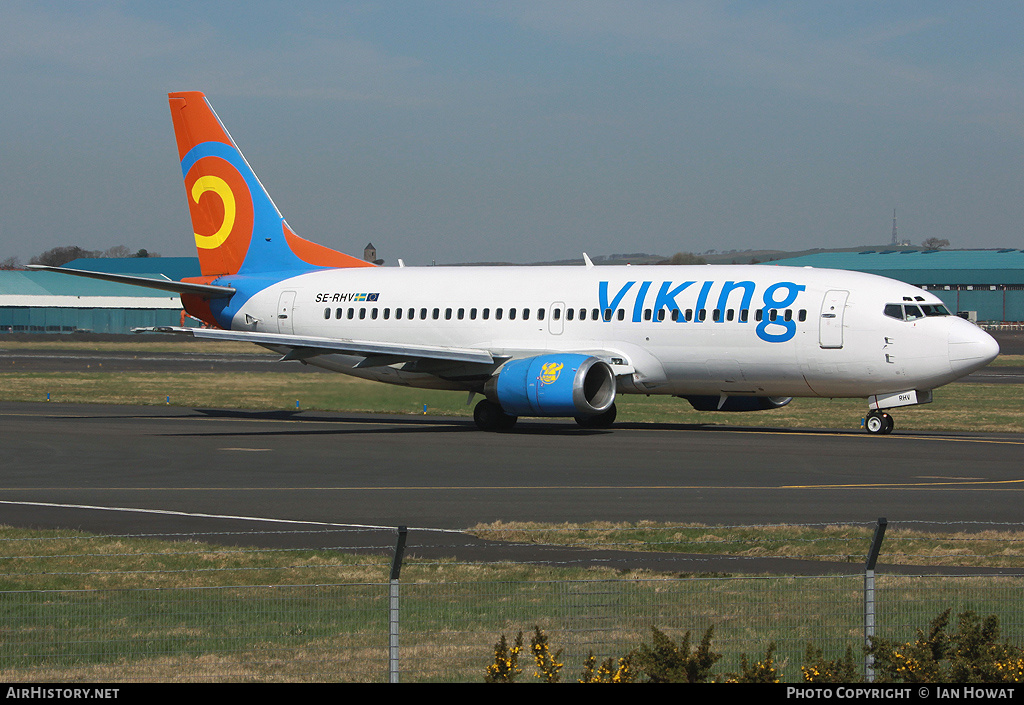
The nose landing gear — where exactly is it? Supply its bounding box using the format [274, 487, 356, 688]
[864, 409, 894, 435]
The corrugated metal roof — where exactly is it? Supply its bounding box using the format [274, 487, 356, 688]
[772, 250, 1024, 285]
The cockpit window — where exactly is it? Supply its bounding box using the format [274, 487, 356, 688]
[921, 304, 951, 317]
[884, 303, 951, 320]
[884, 304, 903, 320]
[904, 305, 924, 320]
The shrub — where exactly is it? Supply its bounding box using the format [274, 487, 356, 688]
[485, 631, 524, 683]
[948, 611, 1024, 683]
[578, 652, 636, 683]
[867, 609, 1024, 683]
[530, 626, 563, 683]
[633, 625, 721, 683]
[726, 642, 782, 683]
[802, 643, 860, 683]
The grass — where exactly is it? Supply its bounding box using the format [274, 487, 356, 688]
[0, 526, 604, 682]
[0, 338, 1019, 432]
[0, 338, 272, 355]
[1, 370, 1021, 433]
[988, 354, 1024, 367]
[6, 524, 1022, 593]
[1, 525, 1021, 682]
[2, 340, 1021, 432]
[1, 341, 1022, 680]
[467, 521, 1024, 568]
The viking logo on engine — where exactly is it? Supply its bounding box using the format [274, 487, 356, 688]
[539, 362, 563, 384]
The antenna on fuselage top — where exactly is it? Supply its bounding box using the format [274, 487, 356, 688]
[583, 253, 594, 268]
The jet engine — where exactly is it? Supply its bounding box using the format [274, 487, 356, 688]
[682, 395, 793, 412]
[485, 354, 616, 418]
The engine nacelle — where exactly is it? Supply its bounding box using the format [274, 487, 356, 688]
[682, 395, 793, 412]
[485, 354, 616, 418]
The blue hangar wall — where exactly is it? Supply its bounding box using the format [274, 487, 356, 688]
[0, 258, 200, 334]
[771, 249, 1024, 323]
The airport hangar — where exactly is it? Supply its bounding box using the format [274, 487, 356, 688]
[0, 257, 199, 334]
[1, 250, 1023, 334]
[771, 248, 1024, 325]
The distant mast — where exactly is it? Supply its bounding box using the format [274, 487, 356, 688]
[891, 209, 898, 245]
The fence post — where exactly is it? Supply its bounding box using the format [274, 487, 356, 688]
[389, 526, 408, 684]
[864, 517, 887, 682]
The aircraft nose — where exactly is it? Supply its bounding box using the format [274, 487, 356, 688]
[948, 319, 1000, 375]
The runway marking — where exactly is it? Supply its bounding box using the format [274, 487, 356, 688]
[218, 447, 272, 452]
[916, 475, 986, 481]
[1, 479, 1022, 492]
[780, 479, 1024, 489]
[0, 499, 460, 533]
[687, 427, 1024, 446]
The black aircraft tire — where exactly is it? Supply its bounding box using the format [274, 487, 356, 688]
[474, 400, 517, 432]
[865, 411, 893, 435]
[575, 403, 617, 429]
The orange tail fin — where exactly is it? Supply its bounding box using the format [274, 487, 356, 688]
[168, 91, 374, 277]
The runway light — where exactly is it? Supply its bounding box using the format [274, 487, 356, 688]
[166, 396, 170, 405]
[296, 400, 300, 410]
[423, 404, 427, 414]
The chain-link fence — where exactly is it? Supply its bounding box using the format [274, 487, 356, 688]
[1, 520, 1021, 682]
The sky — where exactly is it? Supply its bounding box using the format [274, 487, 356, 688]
[1, 1, 1022, 266]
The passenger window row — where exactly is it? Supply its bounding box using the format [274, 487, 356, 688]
[322, 306, 548, 321]
[322, 306, 809, 324]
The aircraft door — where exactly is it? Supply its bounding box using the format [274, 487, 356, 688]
[277, 290, 297, 335]
[548, 302, 565, 335]
[819, 290, 848, 349]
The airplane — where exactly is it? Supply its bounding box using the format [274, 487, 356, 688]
[31, 91, 1000, 434]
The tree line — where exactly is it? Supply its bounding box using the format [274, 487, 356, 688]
[0, 245, 160, 270]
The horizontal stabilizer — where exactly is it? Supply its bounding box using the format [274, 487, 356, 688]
[27, 265, 236, 298]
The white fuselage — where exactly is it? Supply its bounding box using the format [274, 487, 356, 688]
[223, 264, 998, 400]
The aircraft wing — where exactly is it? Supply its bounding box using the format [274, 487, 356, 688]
[139, 326, 499, 366]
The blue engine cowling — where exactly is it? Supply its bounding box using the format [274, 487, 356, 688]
[485, 354, 616, 417]
[681, 395, 793, 412]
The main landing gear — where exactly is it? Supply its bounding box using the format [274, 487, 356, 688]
[473, 399, 518, 431]
[575, 403, 617, 429]
[864, 409, 894, 435]
[472, 400, 619, 431]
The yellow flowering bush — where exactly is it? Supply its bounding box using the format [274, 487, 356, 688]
[802, 644, 859, 683]
[530, 626, 564, 683]
[484, 630, 523, 683]
[578, 653, 636, 683]
[867, 609, 1024, 683]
